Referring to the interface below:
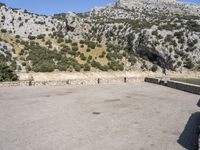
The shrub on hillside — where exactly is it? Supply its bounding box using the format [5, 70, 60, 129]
[83, 63, 91, 71]
[0, 54, 18, 82]
[1, 29, 7, 33]
[57, 38, 64, 43]
[151, 64, 158, 72]
[60, 46, 70, 54]
[128, 55, 137, 65]
[80, 53, 87, 61]
[37, 34, 45, 39]
[65, 39, 72, 43]
[184, 58, 194, 69]
[28, 35, 36, 40]
[88, 41, 96, 49]
[72, 46, 78, 52]
[71, 42, 78, 46]
[15, 35, 20, 39]
[187, 20, 200, 32]
[74, 64, 81, 72]
[32, 61, 55, 72]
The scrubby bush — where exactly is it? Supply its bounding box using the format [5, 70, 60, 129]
[1, 15, 5, 20]
[32, 61, 55, 72]
[187, 20, 200, 32]
[26, 43, 60, 72]
[152, 30, 158, 36]
[28, 35, 36, 40]
[80, 53, 87, 61]
[60, 46, 70, 54]
[74, 64, 81, 72]
[83, 63, 91, 71]
[158, 23, 180, 31]
[22, 62, 26, 66]
[80, 40, 85, 44]
[187, 39, 197, 47]
[37, 34, 45, 39]
[108, 61, 124, 71]
[0, 54, 18, 82]
[128, 55, 137, 65]
[177, 61, 182, 67]
[57, 38, 64, 43]
[151, 64, 158, 72]
[26, 65, 32, 72]
[174, 31, 184, 39]
[1, 29, 7, 33]
[65, 39, 72, 43]
[91, 60, 101, 68]
[15, 35, 20, 39]
[184, 58, 194, 69]
[72, 42, 78, 46]
[72, 46, 78, 52]
[99, 65, 109, 71]
[88, 41, 96, 49]
[86, 48, 91, 52]
[164, 35, 173, 43]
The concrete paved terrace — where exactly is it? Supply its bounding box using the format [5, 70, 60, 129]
[0, 82, 199, 150]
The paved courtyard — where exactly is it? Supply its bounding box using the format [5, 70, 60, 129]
[0, 82, 199, 150]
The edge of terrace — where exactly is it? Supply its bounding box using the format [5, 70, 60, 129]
[0, 71, 200, 87]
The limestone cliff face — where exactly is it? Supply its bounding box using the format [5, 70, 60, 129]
[119, 0, 176, 4]
[66, 12, 90, 38]
[118, 0, 176, 8]
[1, 1, 200, 72]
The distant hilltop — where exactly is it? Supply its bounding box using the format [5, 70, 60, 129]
[117, 0, 200, 12]
[118, 0, 176, 5]
[0, 2, 6, 7]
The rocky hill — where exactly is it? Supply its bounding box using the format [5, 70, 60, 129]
[0, 0, 200, 81]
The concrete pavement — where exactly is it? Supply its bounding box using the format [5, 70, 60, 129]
[0, 83, 199, 150]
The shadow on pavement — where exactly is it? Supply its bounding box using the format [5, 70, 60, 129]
[177, 100, 200, 150]
[197, 99, 200, 107]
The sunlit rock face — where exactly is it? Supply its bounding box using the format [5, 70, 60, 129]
[119, 0, 176, 5]
[118, 0, 176, 8]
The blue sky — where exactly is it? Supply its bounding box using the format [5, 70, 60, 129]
[0, 0, 199, 15]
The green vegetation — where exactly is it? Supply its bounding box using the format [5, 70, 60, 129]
[26, 43, 57, 72]
[0, 54, 18, 82]
[187, 20, 200, 32]
[151, 64, 158, 72]
[53, 13, 66, 21]
[1, 29, 7, 33]
[20, 40, 131, 72]
[184, 58, 194, 69]
[158, 23, 181, 31]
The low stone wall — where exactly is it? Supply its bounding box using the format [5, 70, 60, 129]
[144, 77, 159, 84]
[167, 81, 200, 95]
[145, 77, 200, 95]
[0, 77, 144, 87]
[0, 81, 30, 87]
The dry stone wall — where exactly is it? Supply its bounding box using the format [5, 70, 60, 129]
[0, 77, 144, 87]
[1, 71, 200, 87]
[145, 77, 200, 95]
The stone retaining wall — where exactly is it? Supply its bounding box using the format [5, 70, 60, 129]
[145, 77, 200, 95]
[167, 81, 200, 95]
[0, 81, 30, 87]
[144, 77, 159, 84]
[0, 77, 144, 87]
